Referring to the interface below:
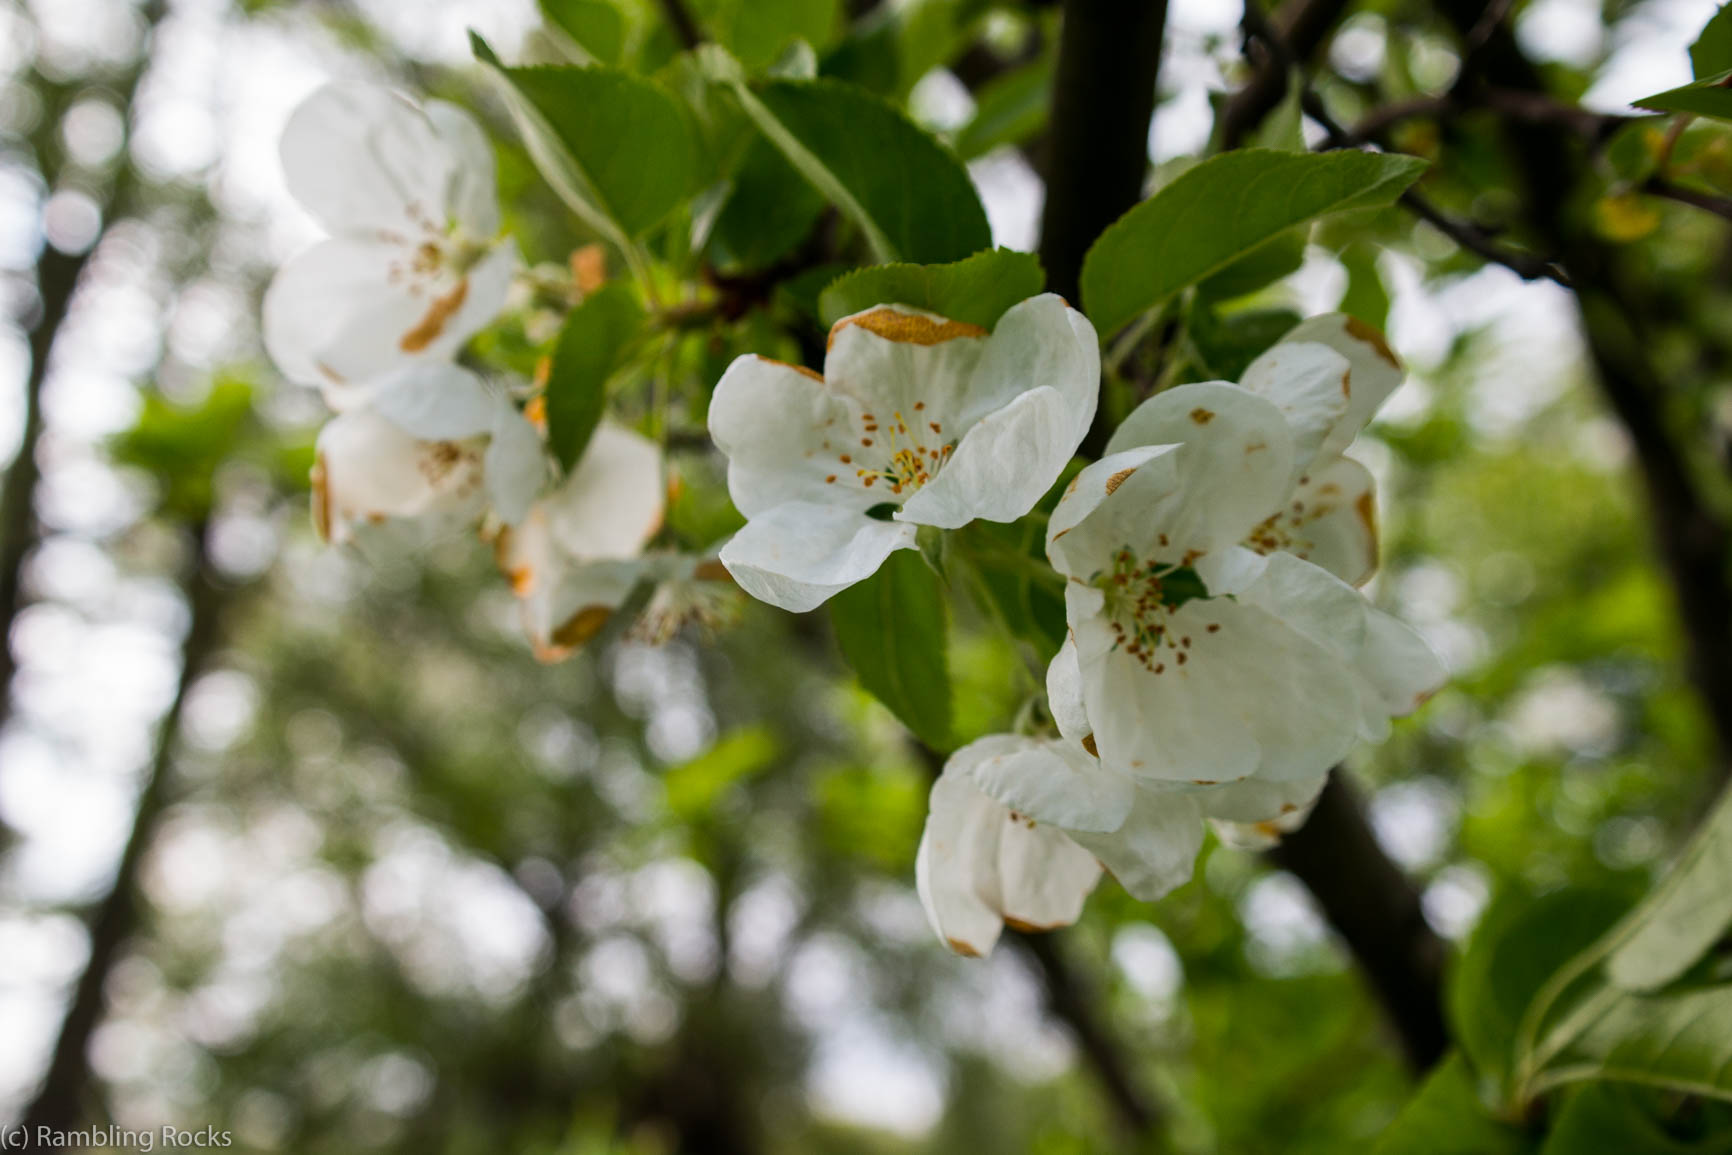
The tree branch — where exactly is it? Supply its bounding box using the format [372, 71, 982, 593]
[1038, 0, 1168, 308]
[1038, 0, 1169, 456]
[1644, 176, 1732, 223]
[1265, 773, 1449, 1071]
[20, 523, 229, 1142]
[1435, 0, 1732, 783]
[1218, 0, 1354, 149]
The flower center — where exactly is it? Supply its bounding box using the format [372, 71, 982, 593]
[1094, 548, 1218, 674]
[834, 406, 956, 497]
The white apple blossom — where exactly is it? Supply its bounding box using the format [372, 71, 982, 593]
[707, 294, 1100, 611]
[917, 645, 1338, 956]
[494, 424, 669, 660]
[1043, 321, 1443, 791]
[264, 83, 518, 402]
[311, 364, 543, 545]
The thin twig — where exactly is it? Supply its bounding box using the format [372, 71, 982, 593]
[1645, 176, 1732, 223]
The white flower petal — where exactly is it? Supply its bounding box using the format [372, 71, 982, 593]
[1069, 786, 1203, 902]
[367, 362, 498, 440]
[955, 734, 1134, 834]
[962, 293, 1098, 444]
[994, 813, 1102, 933]
[545, 422, 665, 562]
[1045, 444, 1182, 580]
[825, 305, 990, 436]
[1070, 602, 1263, 785]
[312, 407, 484, 543]
[1192, 772, 1330, 824]
[1095, 381, 1297, 560]
[1236, 552, 1445, 736]
[1280, 314, 1405, 458]
[1046, 637, 1091, 746]
[1239, 340, 1353, 485]
[718, 502, 917, 612]
[279, 83, 450, 235]
[485, 403, 547, 526]
[898, 385, 1076, 528]
[1281, 454, 1378, 587]
[708, 355, 877, 517]
[425, 99, 501, 236]
[916, 770, 1012, 957]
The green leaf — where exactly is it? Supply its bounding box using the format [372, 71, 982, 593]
[1340, 243, 1392, 330]
[1541, 1083, 1732, 1154]
[1448, 887, 1632, 1096]
[1633, 70, 1732, 121]
[1604, 788, 1732, 992]
[1371, 1054, 1531, 1155]
[1186, 303, 1302, 381]
[1079, 148, 1429, 336]
[1542, 985, 1732, 1102]
[474, 36, 697, 240]
[953, 53, 1053, 160]
[1252, 72, 1306, 152]
[708, 135, 828, 270]
[816, 249, 1045, 329]
[1196, 231, 1306, 301]
[544, 282, 645, 472]
[662, 726, 780, 819]
[694, 0, 841, 70]
[540, 0, 625, 65]
[829, 549, 953, 750]
[1693, 7, 1732, 79]
[705, 58, 991, 263]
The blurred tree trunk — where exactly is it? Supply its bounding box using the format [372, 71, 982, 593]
[0, 5, 163, 743]
[1438, 0, 1732, 785]
[20, 521, 228, 1144]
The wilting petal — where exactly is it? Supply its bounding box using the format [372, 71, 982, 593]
[544, 422, 665, 562]
[1239, 340, 1353, 486]
[1070, 786, 1204, 902]
[1279, 314, 1404, 458]
[279, 83, 450, 235]
[708, 355, 876, 517]
[1276, 454, 1379, 586]
[1192, 772, 1330, 824]
[916, 768, 1102, 956]
[824, 305, 990, 436]
[899, 386, 1077, 528]
[718, 502, 917, 612]
[425, 99, 501, 236]
[955, 734, 1134, 834]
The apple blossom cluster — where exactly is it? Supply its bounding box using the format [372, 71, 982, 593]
[704, 307, 1442, 957]
[264, 81, 1443, 964]
[264, 84, 729, 657]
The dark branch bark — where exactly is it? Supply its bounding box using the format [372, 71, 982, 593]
[1217, 0, 1353, 149]
[1038, 0, 1168, 310]
[21, 523, 228, 1142]
[1436, 0, 1732, 782]
[0, 242, 89, 736]
[1266, 774, 1449, 1071]
[1016, 933, 1167, 1146]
